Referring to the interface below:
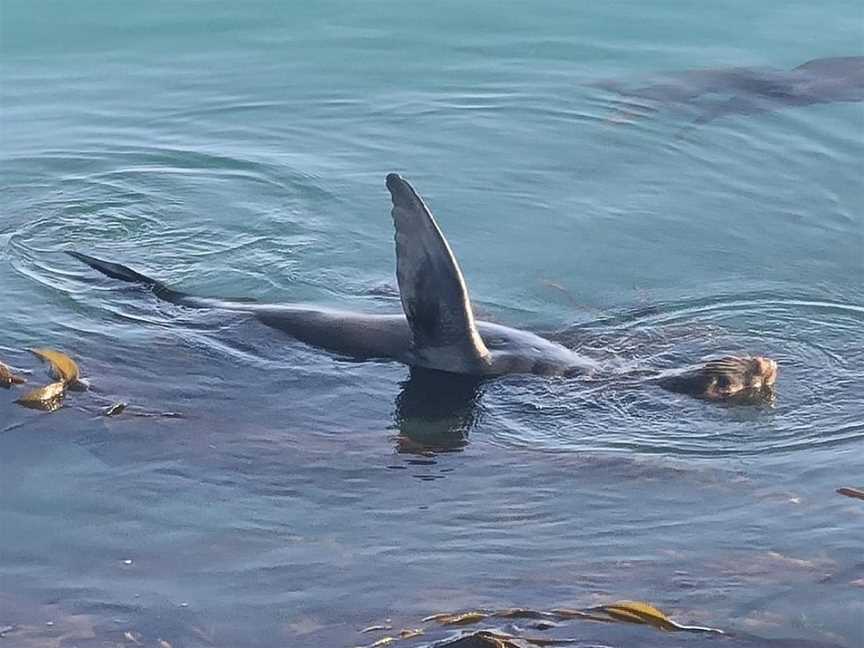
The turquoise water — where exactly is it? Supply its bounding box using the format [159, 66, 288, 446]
[1, 2, 863, 646]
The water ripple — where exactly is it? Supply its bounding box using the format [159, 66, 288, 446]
[485, 293, 863, 458]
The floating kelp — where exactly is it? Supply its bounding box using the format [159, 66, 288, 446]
[103, 402, 128, 417]
[355, 627, 431, 647]
[0, 361, 27, 388]
[6, 347, 164, 417]
[587, 600, 687, 631]
[429, 630, 559, 648]
[360, 637, 397, 648]
[423, 612, 489, 626]
[360, 599, 724, 648]
[421, 601, 721, 634]
[15, 381, 66, 412]
[589, 601, 677, 628]
[29, 348, 85, 388]
[837, 487, 864, 501]
[10, 348, 87, 413]
[492, 609, 550, 621]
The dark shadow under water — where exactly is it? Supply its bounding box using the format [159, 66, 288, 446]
[597, 55, 864, 124]
[393, 367, 485, 454]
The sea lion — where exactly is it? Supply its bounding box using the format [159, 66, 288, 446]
[600, 55, 864, 124]
[68, 174, 777, 402]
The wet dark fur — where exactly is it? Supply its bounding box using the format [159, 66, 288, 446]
[656, 356, 777, 402]
[68, 251, 777, 402]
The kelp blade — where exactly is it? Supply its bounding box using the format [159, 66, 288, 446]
[597, 600, 679, 630]
[29, 348, 80, 385]
[15, 381, 66, 412]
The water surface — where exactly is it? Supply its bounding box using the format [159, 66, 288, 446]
[1, 2, 863, 646]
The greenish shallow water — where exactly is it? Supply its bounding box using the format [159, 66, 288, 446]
[1, 2, 863, 646]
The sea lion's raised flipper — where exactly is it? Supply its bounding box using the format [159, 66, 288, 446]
[68, 251, 165, 287]
[386, 173, 491, 373]
[67, 251, 210, 307]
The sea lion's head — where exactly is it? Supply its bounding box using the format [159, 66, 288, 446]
[701, 356, 777, 400]
[659, 356, 778, 403]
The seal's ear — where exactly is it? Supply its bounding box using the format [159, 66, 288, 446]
[386, 173, 490, 373]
